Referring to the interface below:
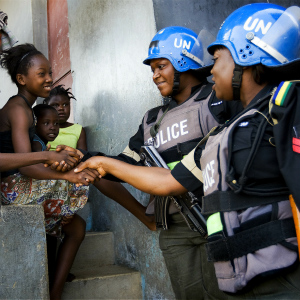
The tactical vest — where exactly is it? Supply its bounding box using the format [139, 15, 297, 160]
[143, 84, 219, 169]
[144, 84, 219, 216]
[200, 105, 298, 293]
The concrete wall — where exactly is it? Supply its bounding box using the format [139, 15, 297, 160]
[66, 0, 296, 299]
[0, 1, 49, 298]
[0, 0, 33, 107]
[152, 0, 296, 36]
[31, 0, 48, 58]
[66, 1, 170, 298]
[0, 0, 48, 107]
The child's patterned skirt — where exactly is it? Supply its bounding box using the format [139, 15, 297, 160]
[1, 173, 89, 237]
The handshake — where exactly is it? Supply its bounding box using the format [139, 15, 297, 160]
[44, 145, 101, 186]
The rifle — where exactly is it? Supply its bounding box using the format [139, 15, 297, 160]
[139, 145, 207, 237]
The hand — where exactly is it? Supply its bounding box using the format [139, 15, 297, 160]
[44, 150, 81, 172]
[86, 168, 101, 182]
[63, 168, 100, 186]
[56, 145, 84, 159]
[74, 157, 108, 177]
[53, 145, 83, 171]
[44, 145, 82, 171]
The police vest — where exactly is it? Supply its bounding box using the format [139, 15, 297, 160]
[144, 84, 220, 216]
[200, 105, 298, 293]
[143, 84, 219, 169]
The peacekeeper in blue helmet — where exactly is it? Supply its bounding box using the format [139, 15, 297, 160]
[76, 26, 242, 299]
[76, 4, 300, 300]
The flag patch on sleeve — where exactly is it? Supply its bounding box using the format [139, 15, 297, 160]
[293, 137, 300, 153]
[271, 81, 293, 107]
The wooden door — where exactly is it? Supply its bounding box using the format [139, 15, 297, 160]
[47, 0, 73, 120]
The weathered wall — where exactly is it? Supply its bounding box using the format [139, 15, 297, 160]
[66, 1, 170, 298]
[0, 0, 47, 107]
[152, 0, 296, 35]
[0, 0, 32, 107]
[67, 0, 296, 299]
[0, 1, 49, 298]
[31, 0, 48, 58]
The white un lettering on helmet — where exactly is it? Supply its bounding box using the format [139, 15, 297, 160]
[243, 17, 272, 34]
[203, 159, 216, 193]
[174, 38, 191, 49]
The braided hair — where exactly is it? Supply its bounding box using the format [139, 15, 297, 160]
[44, 85, 76, 104]
[0, 43, 43, 85]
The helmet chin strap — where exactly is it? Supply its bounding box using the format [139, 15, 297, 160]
[232, 64, 243, 100]
[172, 70, 181, 96]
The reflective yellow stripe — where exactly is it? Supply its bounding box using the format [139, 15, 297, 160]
[207, 212, 223, 236]
[167, 156, 187, 170]
[167, 161, 180, 170]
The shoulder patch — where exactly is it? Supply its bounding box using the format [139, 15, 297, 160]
[238, 121, 249, 127]
[195, 82, 213, 101]
[211, 101, 223, 107]
[146, 105, 165, 124]
[271, 81, 293, 107]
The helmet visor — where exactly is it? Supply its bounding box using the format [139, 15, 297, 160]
[257, 6, 300, 64]
[189, 29, 215, 67]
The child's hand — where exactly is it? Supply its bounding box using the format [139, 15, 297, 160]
[55, 145, 84, 159]
[45, 150, 81, 172]
[44, 145, 84, 171]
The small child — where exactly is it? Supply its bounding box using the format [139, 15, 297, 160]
[32, 104, 59, 152]
[32, 103, 86, 286]
[44, 85, 87, 151]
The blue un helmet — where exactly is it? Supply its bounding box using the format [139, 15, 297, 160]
[144, 26, 212, 71]
[207, 3, 300, 98]
[144, 26, 213, 94]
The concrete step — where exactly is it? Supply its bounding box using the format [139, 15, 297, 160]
[70, 231, 115, 271]
[62, 265, 142, 299]
[0, 205, 49, 300]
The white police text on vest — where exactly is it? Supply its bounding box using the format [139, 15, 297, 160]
[203, 160, 216, 192]
[147, 119, 189, 148]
